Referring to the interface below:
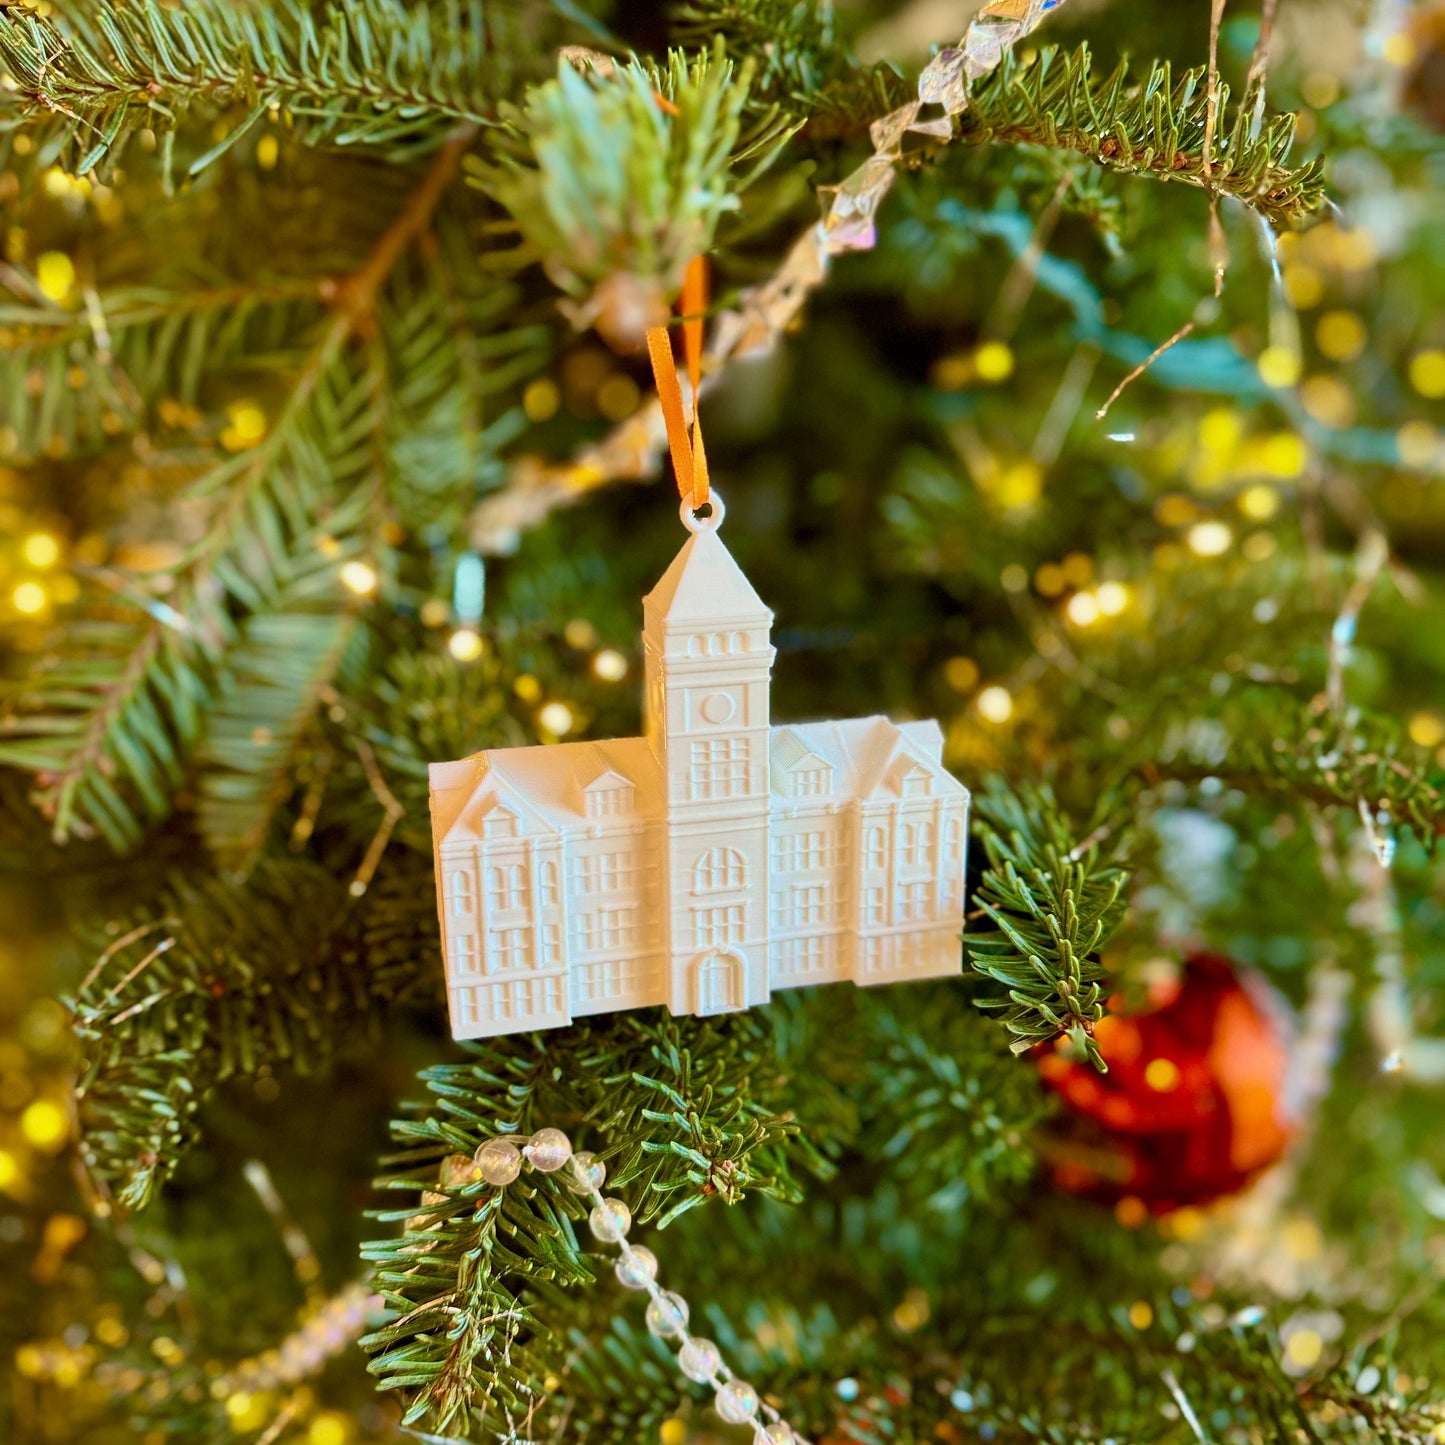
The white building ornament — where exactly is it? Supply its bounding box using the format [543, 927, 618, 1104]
[429, 495, 971, 1039]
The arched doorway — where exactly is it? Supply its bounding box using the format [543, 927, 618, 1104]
[696, 951, 744, 1015]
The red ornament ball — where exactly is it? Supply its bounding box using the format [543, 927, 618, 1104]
[1036, 953, 1294, 1212]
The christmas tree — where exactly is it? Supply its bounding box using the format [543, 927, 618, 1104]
[3, 0, 1445, 1440]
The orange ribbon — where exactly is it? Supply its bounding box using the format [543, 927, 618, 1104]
[646, 254, 709, 510]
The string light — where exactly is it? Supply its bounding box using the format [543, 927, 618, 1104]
[1186, 521, 1233, 557]
[220, 399, 267, 451]
[1238, 485, 1280, 521]
[36, 252, 75, 302]
[1315, 310, 1367, 363]
[448, 628, 485, 662]
[1095, 581, 1130, 616]
[1409, 349, 1445, 399]
[1256, 346, 1301, 388]
[22, 532, 60, 567]
[339, 560, 378, 596]
[1065, 591, 1100, 626]
[977, 685, 1014, 723]
[538, 701, 575, 736]
[593, 648, 628, 681]
[974, 341, 1014, 382]
[13, 580, 47, 614]
[1408, 712, 1445, 748]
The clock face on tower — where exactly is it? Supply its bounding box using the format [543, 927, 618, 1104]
[699, 690, 737, 726]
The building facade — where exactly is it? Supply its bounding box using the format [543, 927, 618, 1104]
[428, 519, 971, 1039]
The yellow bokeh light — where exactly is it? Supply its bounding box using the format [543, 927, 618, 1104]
[944, 656, 980, 691]
[37, 251, 76, 302]
[1128, 1301, 1154, 1330]
[220, 399, 267, 451]
[1198, 408, 1243, 455]
[538, 701, 575, 736]
[1300, 374, 1356, 429]
[1382, 32, 1416, 67]
[1243, 530, 1278, 561]
[1238, 485, 1280, 521]
[420, 597, 450, 627]
[256, 134, 279, 170]
[564, 618, 598, 650]
[1301, 72, 1341, 109]
[23, 532, 61, 567]
[1144, 1057, 1181, 1091]
[990, 460, 1043, 509]
[1257, 346, 1301, 388]
[1282, 263, 1325, 310]
[974, 341, 1014, 383]
[1284, 1328, 1324, 1371]
[1065, 591, 1100, 627]
[0, 1149, 18, 1190]
[1034, 562, 1066, 597]
[1282, 1215, 1323, 1261]
[930, 353, 972, 391]
[13, 580, 47, 614]
[977, 685, 1013, 723]
[513, 673, 542, 703]
[1409, 712, 1445, 749]
[21, 1099, 69, 1152]
[448, 628, 485, 662]
[1061, 552, 1094, 587]
[592, 647, 628, 682]
[660, 1420, 687, 1445]
[1315, 310, 1367, 363]
[1095, 581, 1129, 616]
[1170, 1206, 1206, 1241]
[309, 1411, 351, 1445]
[1186, 521, 1233, 557]
[1260, 432, 1307, 478]
[1156, 494, 1197, 528]
[339, 560, 378, 596]
[1409, 349, 1445, 399]
[597, 373, 641, 422]
[523, 378, 561, 422]
[1114, 1195, 1148, 1229]
[225, 1391, 273, 1432]
[1398, 421, 1439, 468]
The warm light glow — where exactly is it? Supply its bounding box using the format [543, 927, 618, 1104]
[420, 597, 450, 627]
[1128, 1301, 1154, 1330]
[522, 378, 560, 422]
[1282, 263, 1324, 310]
[1398, 421, 1439, 468]
[12, 581, 47, 614]
[1260, 432, 1307, 478]
[21, 1099, 68, 1151]
[1238, 485, 1280, 521]
[1409, 711, 1445, 749]
[37, 251, 76, 302]
[564, 617, 598, 649]
[1315, 310, 1367, 363]
[1065, 591, 1100, 626]
[943, 656, 980, 692]
[1095, 581, 1130, 616]
[309, 1412, 351, 1445]
[256, 134, 279, 170]
[977, 685, 1014, 723]
[340, 560, 378, 596]
[1144, 1057, 1181, 1091]
[513, 673, 542, 703]
[1243, 530, 1278, 561]
[592, 647, 628, 682]
[448, 628, 485, 662]
[538, 701, 575, 736]
[974, 340, 1014, 382]
[1256, 346, 1301, 388]
[1409, 349, 1445, 400]
[0, 1150, 18, 1190]
[1283, 1328, 1323, 1371]
[1186, 521, 1233, 557]
[220, 399, 267, 451]
[23, 532, 60, 567]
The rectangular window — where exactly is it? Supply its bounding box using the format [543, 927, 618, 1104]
[457, 987, 480, 1025]
[899, 880, 934, 923]
[783, 885, 827, 928]
[577, 851, 639, 896]
[689, 738, 748, 801]
[495, 927, 531, 973]
[774, 830, 840, 874]
[582, 907, 638, 952]
[863, 887, 884, 926]
[695, 903, 745, 949]
[450, 933, 479, 976]
[542, 923, 560, 963]
[489, 864, 527, 912]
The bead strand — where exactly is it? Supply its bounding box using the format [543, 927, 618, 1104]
[468, 1128, 807, 1444]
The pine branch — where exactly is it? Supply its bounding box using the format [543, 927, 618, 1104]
[954, 44, 1326, 228]
[471, 43, 797, 342]
[967, 784, 1128, 1071]
[0, 132, 473, 852]
[363, 1011, 814, 1436]
[0, 0, 517, 181]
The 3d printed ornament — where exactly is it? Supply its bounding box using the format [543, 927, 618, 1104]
[428, 493, 970, 1039]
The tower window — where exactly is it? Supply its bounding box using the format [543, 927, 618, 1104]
[694, 847, 746, 892]
[689, 738, 748, 799]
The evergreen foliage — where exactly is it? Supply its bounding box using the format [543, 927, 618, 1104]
[3, 2, 1445, 1443]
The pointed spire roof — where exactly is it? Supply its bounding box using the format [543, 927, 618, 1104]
[643, 529, 773, 627]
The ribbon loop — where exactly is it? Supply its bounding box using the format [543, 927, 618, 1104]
[646, 255, 710, 511]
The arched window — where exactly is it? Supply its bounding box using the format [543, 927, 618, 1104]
[686, 635, 701, 658]
[902, 821, 933, 868]
[489, 864, 527, 912]
[705, 633, 723, 656]
[866, 826, 886, 870]
[694, 847, 746, 893]
[945, 817, 964, 864]
[448, 869, 474, 917]
[539, 860, 558, 907]
[729, 631, 747, 653]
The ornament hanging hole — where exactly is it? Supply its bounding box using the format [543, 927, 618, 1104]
[681, 492, 724, 533]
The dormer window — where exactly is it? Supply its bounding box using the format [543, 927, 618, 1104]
[581, 767, 635, 818]
[790, 759, 833, 798]
[482, 805, 518, 839]
[887, 757, 931, 798]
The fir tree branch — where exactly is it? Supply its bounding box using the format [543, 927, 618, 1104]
[0, 0, 515, 180]
[954, 45, 1326, 228]
[0, 130, 474, 852]
[967, 784, 1128, 1071]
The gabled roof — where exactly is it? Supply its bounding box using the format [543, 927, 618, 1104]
[438, 736, 662, 840]
[771, 727, 833, 774]
[643, 529, 773, 627]
[767, 716, 969, 804]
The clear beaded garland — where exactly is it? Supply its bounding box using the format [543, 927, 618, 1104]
[460, 1127, 811, 1443]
